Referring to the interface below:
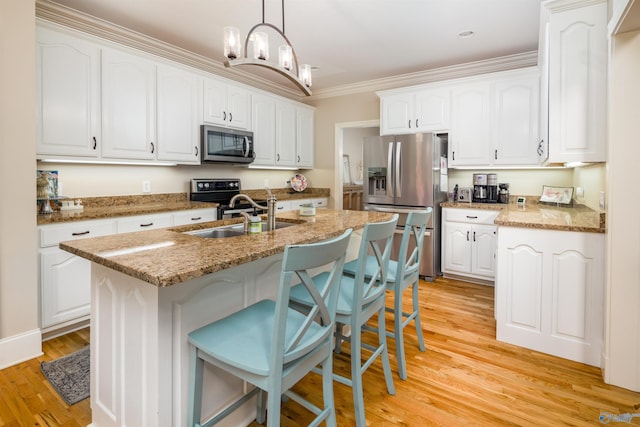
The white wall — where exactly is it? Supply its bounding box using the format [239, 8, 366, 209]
[604, 28, 640, 391]
[37, 162, 304, 197]
[0, 0, 42, 367]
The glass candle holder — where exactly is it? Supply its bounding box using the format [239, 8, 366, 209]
[253, 32, 269, 60]
[278, 45, 292, 70]
[223, 26, 241, 59]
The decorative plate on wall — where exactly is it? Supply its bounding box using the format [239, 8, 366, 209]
[290, 174, 308, 192]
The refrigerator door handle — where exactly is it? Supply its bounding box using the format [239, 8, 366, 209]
[387, 142, 394, 196]
[365, 205, 430, 215]
[395, 142, 402, 198]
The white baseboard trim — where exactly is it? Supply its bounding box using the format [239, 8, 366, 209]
[0, 328, 43, 369]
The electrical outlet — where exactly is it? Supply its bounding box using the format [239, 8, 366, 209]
[142, 180, 151, 193]
[576, 187, 584, 198]
[264, 179, 270, 187]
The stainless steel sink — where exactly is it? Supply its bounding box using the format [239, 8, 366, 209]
[184, 221, 297, 238]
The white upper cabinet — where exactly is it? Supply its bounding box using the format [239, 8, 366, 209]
[102, 48, 157, 160]
[296, 105, 314, 168]
[203, 78, 251, 130]
[251, 92, 277, 166]
[542, 0, 607, 163]
[156, 64, 201, 164]
[450, 82, 492, 166]
[492, 73, 540, 165]
[251, 93, 315, 169]
[276, 100, 297, 167]
[36, 26, 101, 158]
[380, 87, 450, 135]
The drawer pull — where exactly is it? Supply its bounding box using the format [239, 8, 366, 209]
[191, 217, 202, 221]
[71, 231, 90, 236]
[466, 215, 478, 219]
[140, 222, 154, 227]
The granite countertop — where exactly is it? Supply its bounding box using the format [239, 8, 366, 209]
[59, 209, 391, 288]
[441, 198, 605, 233]
[37, 189, 330, 225]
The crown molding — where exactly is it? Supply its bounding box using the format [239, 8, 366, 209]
[307, 51, 539, 101]
[36, 0, 537, 102]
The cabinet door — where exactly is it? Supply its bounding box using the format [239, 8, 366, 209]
[450, 83, 492, 166]
[493, 74, 540, 165]
[40, 247, 91, 328]
[547, 1, 607, 163]
[157, 65, 200, 163]
[252, 93, 277, 166]
[102, 49, 156, 160]
[296, 106, 314, 168]
[496, 227, 605, 366]
[226, 84, 251, 130]
[415, 88, 450, 132]
[380, 93, 414, 135]
[202, 77, 227, 126]
[36, 27, 101, 157]
[470, 224, 497, 277]
[275, 101, 297, 167]
[442, 222, 472, 274]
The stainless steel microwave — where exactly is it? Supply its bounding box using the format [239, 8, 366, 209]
[201, 125, 255, 164]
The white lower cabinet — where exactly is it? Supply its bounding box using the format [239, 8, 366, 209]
[496, 227, 604, 366]
[441, 208, 499, 282]
[39, 219, 116, 333]
[39, 209, 216, 335]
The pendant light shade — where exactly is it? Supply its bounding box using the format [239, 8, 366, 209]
[278, 45, 292, 70]
[299, 63, 312, 88]
[223, 26, 241, 60]
[253, 32, 269, 60]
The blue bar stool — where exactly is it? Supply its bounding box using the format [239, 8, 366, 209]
[291, 214, 398, 427]
[343, 209, 431, 380]
[187, 229, 352, 427]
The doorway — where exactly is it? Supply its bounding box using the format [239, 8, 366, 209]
[334, 120, 379, 209]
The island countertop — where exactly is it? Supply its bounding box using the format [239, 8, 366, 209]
[59, 209, 392, 287]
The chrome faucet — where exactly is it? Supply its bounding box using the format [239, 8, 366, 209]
[229, 189, 277, 232]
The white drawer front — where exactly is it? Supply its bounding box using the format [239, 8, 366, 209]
[173, 208, 216, 226]
[40, 219, 116, 248]
[116, 213, 173, 233]
[443, 208, 500, 224]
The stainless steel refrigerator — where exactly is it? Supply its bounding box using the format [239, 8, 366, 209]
[363, 132, 448, 280]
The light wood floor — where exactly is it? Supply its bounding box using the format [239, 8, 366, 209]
[2, 277, 640, 426]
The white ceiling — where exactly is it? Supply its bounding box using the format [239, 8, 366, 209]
[48, 0, 543, 94]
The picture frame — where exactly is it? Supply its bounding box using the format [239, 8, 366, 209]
[342, 155, 352, 185]
[539, 185, 574, 205]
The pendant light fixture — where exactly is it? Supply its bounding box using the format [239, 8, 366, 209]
[223, 0, 312, 96]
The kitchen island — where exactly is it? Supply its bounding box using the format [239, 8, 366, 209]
[59, 209, 392, 427]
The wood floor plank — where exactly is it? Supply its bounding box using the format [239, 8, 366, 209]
[2, 278, 640, 426]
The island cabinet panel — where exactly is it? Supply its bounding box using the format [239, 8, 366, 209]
[496, 227, 604, 367]
[89, 255, 285, 427]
